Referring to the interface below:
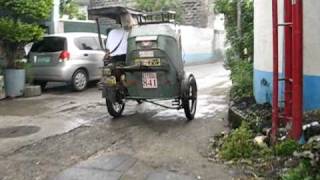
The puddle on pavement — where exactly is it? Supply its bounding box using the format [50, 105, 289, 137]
[0, 126, 40, 138]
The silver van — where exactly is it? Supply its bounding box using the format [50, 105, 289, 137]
[29, 33, 106, 91]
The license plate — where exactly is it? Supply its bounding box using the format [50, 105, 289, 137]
[135, 58, 161, 66]
[139, 51, 154, 58]
[142, 72, 158, 89]
[35, 56, 51, 64]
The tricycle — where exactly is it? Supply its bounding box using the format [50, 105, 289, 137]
[89, 6, 197, 120]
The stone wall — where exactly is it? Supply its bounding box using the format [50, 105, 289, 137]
[181, 0, 208, 27]
[89, 0, 214, 28]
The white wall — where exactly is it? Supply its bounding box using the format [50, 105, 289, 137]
[254, 0, 284, 73]
[303, 0, 320, 76]
[180, 25, 214, 54]
[254, 0, 320, 76]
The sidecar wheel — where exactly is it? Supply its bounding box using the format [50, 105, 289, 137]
[106, 98, 125, 118]
[136, 100, 143, 104]
[182, 75, 197, 120]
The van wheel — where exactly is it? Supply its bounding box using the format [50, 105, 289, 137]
[72, 69, 88, 91]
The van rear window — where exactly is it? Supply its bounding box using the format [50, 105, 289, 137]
[31, 37, 66, 52]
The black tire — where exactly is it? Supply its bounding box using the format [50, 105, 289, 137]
[136, 100, 143, 104]
[34, 81, 47, 91]
[72, 69, 88, 91]
[106, 98, 125, 118]
[182, 75, 198, 120]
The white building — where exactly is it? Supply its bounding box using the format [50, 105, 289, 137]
[254, 0, 320, 111]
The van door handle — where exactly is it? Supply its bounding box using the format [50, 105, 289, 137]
[84, 53, 89, 57]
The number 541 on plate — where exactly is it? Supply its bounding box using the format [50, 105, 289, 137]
[142, 73, 158, 89]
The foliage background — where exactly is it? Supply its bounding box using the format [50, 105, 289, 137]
[0, 0, 53, 68]
[134, 0, 182, 22]
[60, 0, 86, 20]
[214, 0, 254, 99]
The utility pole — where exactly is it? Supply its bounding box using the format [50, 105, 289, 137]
[50, 0, 60, 34]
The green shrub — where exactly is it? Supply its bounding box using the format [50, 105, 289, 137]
[275, 140, 300, 157]
[281, 160, 319, 180]
[220, 122, 256, 160]
[229, 60, 253, 99]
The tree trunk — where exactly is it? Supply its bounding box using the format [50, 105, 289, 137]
[237, 0, 243, 59]
[237, 0, 242, 37]
[2, 41, 18, 69]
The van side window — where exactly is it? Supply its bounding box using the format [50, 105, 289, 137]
[74, 37, 101, 50]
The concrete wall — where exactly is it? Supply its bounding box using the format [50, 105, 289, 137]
[47, 19, 111, 35]
[180, 25, 216, 64]
[254, 0, 320, 111]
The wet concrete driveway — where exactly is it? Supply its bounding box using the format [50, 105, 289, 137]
[0, 62, 234, 180]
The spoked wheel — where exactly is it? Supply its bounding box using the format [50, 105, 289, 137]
[136, 100, 144, 104]
[72, 69, 88, 91]
[106, 98, 125, 118]
[182, 75, 198, 120]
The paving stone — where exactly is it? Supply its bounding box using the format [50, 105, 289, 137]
[54, 167, 122, 180]
[53, 154, 136, 180]
[76, 154, 136, 171]
[145, 170, 195, 180]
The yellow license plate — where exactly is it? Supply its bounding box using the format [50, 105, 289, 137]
[135, 58, 161, 66]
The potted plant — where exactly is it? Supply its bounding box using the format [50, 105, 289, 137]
[0, 0, 53, 97]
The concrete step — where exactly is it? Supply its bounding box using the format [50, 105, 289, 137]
[24, 85, 41, 97]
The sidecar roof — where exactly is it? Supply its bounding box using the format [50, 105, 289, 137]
[88, 6, 144, 20]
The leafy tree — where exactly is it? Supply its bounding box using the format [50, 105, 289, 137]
[0, 0, 53, 68]
[60, 0, 86, 20]
[215, 0, 253, 61]
[134, 0, 182, 22]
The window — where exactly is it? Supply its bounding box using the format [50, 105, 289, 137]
[74, 37, 101, 50]
[31, 37, 66, 53]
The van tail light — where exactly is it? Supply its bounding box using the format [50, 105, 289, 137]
[59, 50, 70, 62]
